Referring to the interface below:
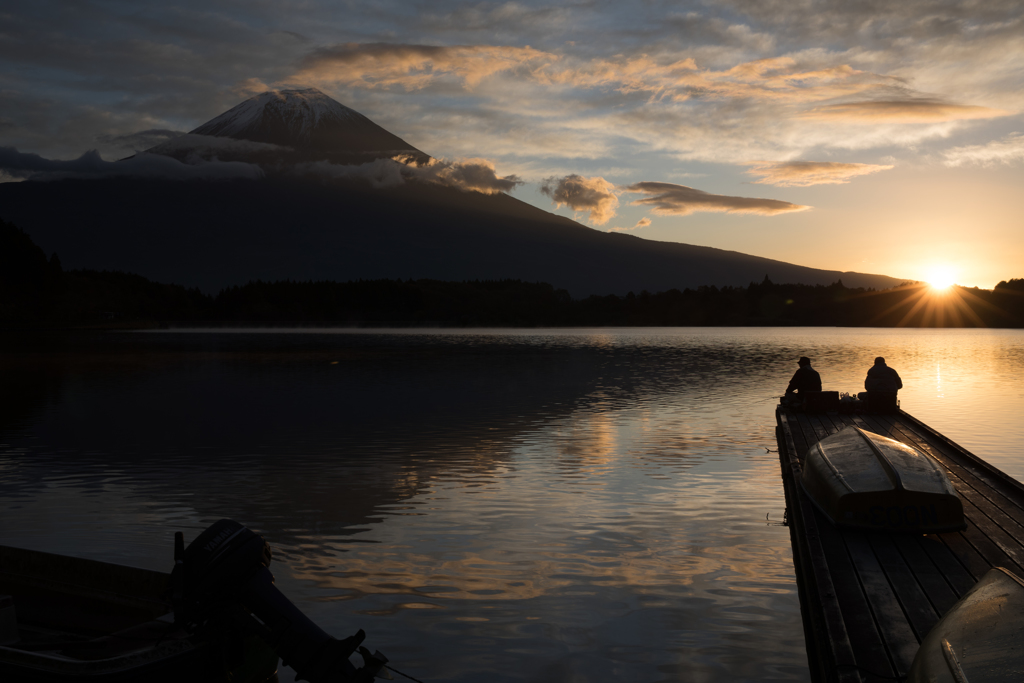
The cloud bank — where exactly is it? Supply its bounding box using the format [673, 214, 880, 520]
[407, 157, 523, 194]
[293, 156, 522, 194]
[746, 161, 894, 186]
[0, 147, 263, 181]
[800, 99, 1007, 123]
[943, 133, 1024, 167]
[625, 182, 810, 216]
[293, 43, 552, 90]
[96, 129, 187, 151]
[540, 174, 619, 225]
[146, 134, 292, 159]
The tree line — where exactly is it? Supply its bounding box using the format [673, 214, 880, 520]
[4, 218, 1024, 328]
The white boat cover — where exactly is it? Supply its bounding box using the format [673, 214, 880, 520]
[801, 426, 965, 532]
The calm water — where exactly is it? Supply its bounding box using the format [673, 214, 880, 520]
[2, 327, 1023, 682]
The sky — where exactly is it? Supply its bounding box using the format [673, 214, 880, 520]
[2, 0, 1023, 288]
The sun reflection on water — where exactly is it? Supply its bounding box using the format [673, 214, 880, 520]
[4, 328, 1024, 683]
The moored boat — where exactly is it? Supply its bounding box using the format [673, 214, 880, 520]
[1, 519, 390, 683]
[0, 543, 272, 683]
[908, 567, 1024, 682]
[800, 426, 965, 533]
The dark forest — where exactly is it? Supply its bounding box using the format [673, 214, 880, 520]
[4, 218, 1024, 328]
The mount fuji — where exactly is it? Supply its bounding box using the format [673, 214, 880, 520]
[0, 89, 903, 296]
[147, 88, 429, 166]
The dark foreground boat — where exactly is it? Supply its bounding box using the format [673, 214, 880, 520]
[909, 566, 1024, 682]
[0, 520, 389, 683]
[800, 426, 966, 533]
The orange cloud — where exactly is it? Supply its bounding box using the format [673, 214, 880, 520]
[625, 181, 810, 216]
[403, 156, 523, 194]
[745, 161, 894, 186]
[609, 217, 651, 233]
[540, 174, 619, 224]
[292, 43, 555, 90]
[289, 43, 898, 106]
[800, 99, 1007, 123]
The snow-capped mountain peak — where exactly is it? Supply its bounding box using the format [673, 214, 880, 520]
[192, 88, 362, 141]
[179, 87, 427, 163]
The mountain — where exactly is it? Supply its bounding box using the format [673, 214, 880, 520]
[147, 87, 429, 165]
[0, 89, 905, 296]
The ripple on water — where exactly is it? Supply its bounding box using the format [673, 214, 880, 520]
[3, 328, 1024, 682]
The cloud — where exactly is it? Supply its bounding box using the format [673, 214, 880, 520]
[292, 156, 522, 194]
[942, 132, 1024, 167]
[292, 43, 897, 106]
[745, 161, 894, 186]
[800, 99, 1008, 123]
[285, 42, 1016, 164]
[292, 43, 554, 90]
[624, 182, 810, 216]
[610, 217, 651, 233]
[3, 1, 1023, 177]
[539, 174, 619, 225]
[146, 134, 291, 158]
[0, 147, 263, 181]
[404, 156, 523, 194]
[96, 128, 186, 151]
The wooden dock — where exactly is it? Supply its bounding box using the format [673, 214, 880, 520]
[775, 406, 1024, 683]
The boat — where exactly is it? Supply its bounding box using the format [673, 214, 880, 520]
[908, 566, 1024, 682]
[0, 519, 390, 682]
[800, 426, 965, 533]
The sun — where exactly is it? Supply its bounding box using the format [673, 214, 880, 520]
[925, 266, 956, 291]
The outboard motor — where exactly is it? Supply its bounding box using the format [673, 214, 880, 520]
[170, 519, 388, 683]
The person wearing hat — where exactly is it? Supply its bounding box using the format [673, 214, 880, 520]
[785, 356, 822, 395]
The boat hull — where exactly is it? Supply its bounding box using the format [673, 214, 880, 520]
[908, 567, 1024, 683]
[0, 544, 278, 682]
[800, 426, 965, 533]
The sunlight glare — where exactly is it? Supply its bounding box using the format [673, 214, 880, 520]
[926, 266, 956, 291]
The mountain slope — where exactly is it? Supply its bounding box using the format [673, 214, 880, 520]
[0, 176, 903, 296]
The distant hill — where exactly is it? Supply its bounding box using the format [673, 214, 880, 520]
[0, 88, 904, 296]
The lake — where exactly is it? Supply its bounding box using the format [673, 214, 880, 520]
[2, 327, 1023, 682]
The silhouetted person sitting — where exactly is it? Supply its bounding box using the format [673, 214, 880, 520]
[785, 356, 822, 395]
[864, 356, 902, 413]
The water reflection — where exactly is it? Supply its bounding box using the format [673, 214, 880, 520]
[2, 328, 1023, 682]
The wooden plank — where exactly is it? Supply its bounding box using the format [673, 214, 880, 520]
[916, 535, 978, 599]
[803, 413, 833, 444]
[940, 472, 1024, 560]
[958, 516, 1024, 576]
[842, 532, 919, 676]
[893, 536, 964, 615]
[777, 410, 861, 683]
[813, 522, 899, 680]
[865, 534, 940, 640]
[936, 530, 991, 582]
[899, 411, 1024, 506]
[792, 413, 821, 459]
[784, 410, 810, 455]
